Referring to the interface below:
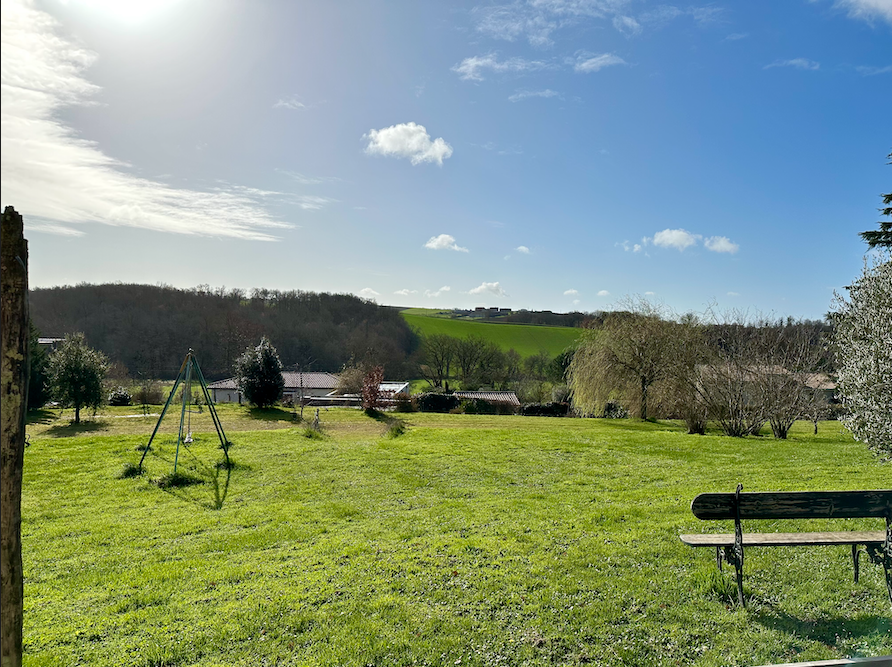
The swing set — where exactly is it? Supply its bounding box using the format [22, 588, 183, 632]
[138, 350, 230, 474]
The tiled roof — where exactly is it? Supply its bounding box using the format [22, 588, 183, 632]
[454, 391, 520, 406]
[207, 372, 340, 391]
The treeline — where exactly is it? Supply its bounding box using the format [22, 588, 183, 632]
[30, 284, 418, 379]
[568, 301, 835, 438]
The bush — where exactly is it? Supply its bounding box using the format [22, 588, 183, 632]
[134, 382, 163, 405]
[108, 387, 132, 406]
[393, 393, 417, 413]
[603, 401, 629, 419]
[521, 402, 570, 417]
[417, 392, 459, 413]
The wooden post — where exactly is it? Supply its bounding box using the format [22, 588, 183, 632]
[1, 206, 28, 667]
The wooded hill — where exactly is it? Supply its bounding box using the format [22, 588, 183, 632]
[30, 284, 418, 380]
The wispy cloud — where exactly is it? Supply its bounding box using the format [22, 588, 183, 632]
[277, 170, 339, 185]
[452, 54, 551, 81]
[0, 1, 288, 241]
[564, 289, 579, 296]
[516, 245, 531, 254]
[424, 234, 468, 252]
[725, 32, 749, 41]
[358, 288, 380, 299]
[273, 95, 307, 110]
[834, 0, 892, 25]
[425, 286, 451, 298]
[573, 52, 627, 73]
[856, 64, 892, 76]
[394, 289, 418, 296]
[613, 15, 641, 36]
[764, 58, 820, 71]
[597, 289, 610, 297]
[295, 195, 336, 210]
[469, 281, 508, 297]
[24, 220, 86, 237]
[363, 122, 453, 165]
[508, 89, 561, 102]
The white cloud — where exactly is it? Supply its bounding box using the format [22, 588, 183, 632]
[727, 291, 740, 297]
[452, 54, 550, 81]
[0, 1, 288, 241]
[469, 281, 508, 297]
[597, 290, 610, 297]
[725, 32, 749, 41]
[425, 286, 451, 298]
[273, 96, 307, 110]
[704, 236, 740, 254]
[856, 64, 892, 75]
[764, 58, 820, 71]
[574, 52, 627, 73]
[394, 289, 418, 296]
[835, 0, 892, 25]
[359, 288, 380, 299]
[564, 289, 579, 296]
[508, 89, 560, 102]
[516, 245, 531, 254]
[644, 291, 655, 296]
[295, 195, 336, 210]
[572, 299, 581, 306]
[613, 15, 641, 35]
[25, 221, 86, 237]
[363, 122, 453, 165]
[649, 228, 701, 251]
[424, 234, 468, 252]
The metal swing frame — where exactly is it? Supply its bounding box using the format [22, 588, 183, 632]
[138, 350, 230, 474]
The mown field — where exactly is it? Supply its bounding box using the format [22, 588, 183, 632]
[22, 408, 892, 666]
[400, 313, 581, 358]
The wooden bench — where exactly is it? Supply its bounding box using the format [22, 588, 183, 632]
[680, 485, 892, 607]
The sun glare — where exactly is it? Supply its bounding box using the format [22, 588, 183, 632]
[61, 0, 180, 23]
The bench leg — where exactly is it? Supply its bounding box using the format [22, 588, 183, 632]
[716, 546, 722, 572]
[852, 544, 860, 583]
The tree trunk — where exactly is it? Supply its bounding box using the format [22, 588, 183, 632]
[640, 377, 648, 421]
[1, 206, 28, 667]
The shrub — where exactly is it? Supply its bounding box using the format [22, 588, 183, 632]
[386, 420, 406, 438]
[393, 393, 417, 413]
[462, 398, 498, 415]
[417, 392, 459, 413]
[521, 402, 570, 417]
[134, 381, 164, 405]
[108, 387, 132, 406]
[603, 401, 629, 419]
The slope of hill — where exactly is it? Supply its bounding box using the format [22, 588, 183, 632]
[401, 312, 582, 358]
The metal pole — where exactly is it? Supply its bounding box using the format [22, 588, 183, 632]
[138, 355, 188, 470]
[173, 353, 193, 474]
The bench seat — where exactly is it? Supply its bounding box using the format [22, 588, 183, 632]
[680, 531, 885, 548]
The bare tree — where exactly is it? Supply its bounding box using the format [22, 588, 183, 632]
[419, 334, 456, 389]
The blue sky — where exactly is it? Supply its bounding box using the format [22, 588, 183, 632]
[2, 0, 890, 318]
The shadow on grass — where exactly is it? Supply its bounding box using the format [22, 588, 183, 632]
[44, 420, 109, 438]
[26, 409, 58, 425]
[143, 445, 236, 510]
[753, 608, 891, 644]
[248, 407, 294, 422]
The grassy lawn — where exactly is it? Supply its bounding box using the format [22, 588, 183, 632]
[401, 313, 581, 358]
[22, 410, 891, 666]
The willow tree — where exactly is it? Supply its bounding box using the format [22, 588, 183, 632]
[568, 299, 678, 420]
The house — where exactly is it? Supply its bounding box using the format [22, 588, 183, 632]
[207, 371, 340, 404]
[453, 391, 520, 407]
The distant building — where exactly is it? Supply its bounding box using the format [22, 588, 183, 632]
[207, 371, 340, 404]
[453, 391, 520, 407]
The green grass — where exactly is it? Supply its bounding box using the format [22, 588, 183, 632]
[402, 313, 581, 358]
[22, 413, 892, 666]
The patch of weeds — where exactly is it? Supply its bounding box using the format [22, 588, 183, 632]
[691, 566, 739, 605]
[302, 427, 324, 440]
[386, 419, 406, 438]
[153, 472, 204, 489]
[134, 443, 148, 452]
[364, 408, 387, 421]
[118, 462, 143, 479]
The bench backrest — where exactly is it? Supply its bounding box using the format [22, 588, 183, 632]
[691, 490, 892, 521]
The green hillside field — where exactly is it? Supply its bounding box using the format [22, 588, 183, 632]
[21, 406, 892, 665]
[401, 313, 582, 358]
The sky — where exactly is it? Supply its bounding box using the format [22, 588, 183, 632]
[2, 0, 890, 319]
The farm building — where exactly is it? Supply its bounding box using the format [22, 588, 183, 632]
[453, 391, 520, 407]
[207, 371, 340, 404]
